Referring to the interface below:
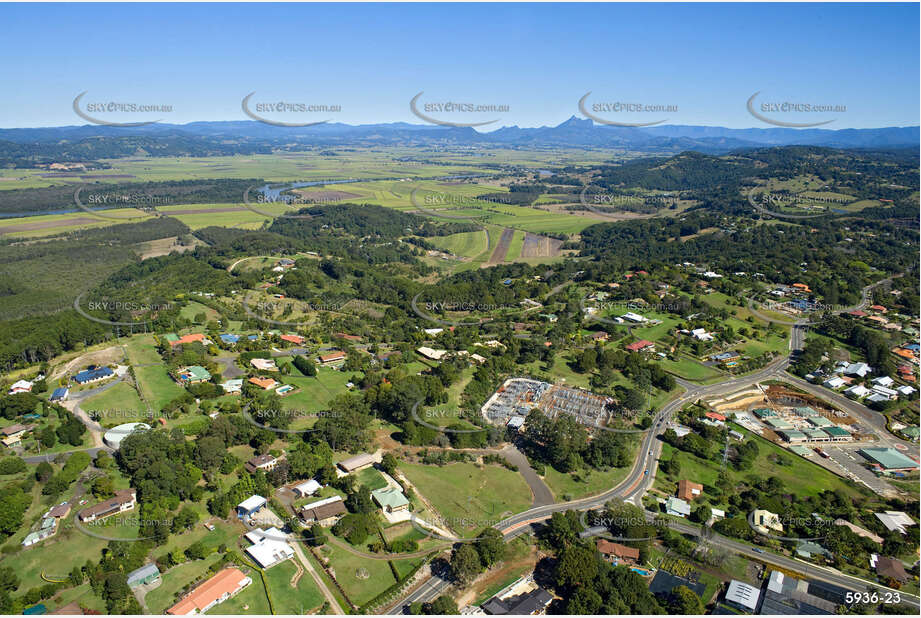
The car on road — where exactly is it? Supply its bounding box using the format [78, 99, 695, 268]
[752, 548, 765, 554]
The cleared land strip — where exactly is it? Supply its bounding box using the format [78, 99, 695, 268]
[486, 227, 514, 265]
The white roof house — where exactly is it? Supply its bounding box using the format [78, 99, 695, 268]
[8, 379, 33, 394]
[423, 328, 444, 336]
[416, 346, 448, 360]
[691, 328, 714, 341]
[872, 376, 895, 387]
[823, 376, 846, 390]
[876, 511, 916, 535]
[866, 393, 890, 404]
[871, 385, 898, 399]
[244, 528, 294, 569]
[293, 479, 322, 497]
[726, 580, 761, 612]
[665, 497, 691, 517]
[843, 363, 871, 377]
[622, 312, 647, 323]
[897, 385, 916, 396]
[844, 385, 871, 398]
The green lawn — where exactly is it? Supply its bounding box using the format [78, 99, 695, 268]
[428, 230, 489, 259]
[541, 436, 640, 500]
[401, 462, 532, 538]
[655, 424, 867, 510]
[506, 229, 526, 260]
[123, 335, 165, 365]
[263, 559, 325, 614]
[179, 300, 221, 323]
[355, 466, 388, 491]
[277, 366, 359, 414]
[658, 357, 723, 381]
[205, 572, 270, 615]
[80, 381, 147, 425]
[134, 365, 186, 413]
[317, 543, 397, 607]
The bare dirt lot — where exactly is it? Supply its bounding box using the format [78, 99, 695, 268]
[520, 232, 562, 258]
[487, 227, 514, 265]
[133, 236, 208, 259]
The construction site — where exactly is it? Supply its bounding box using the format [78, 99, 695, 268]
[481, 377, 614, 430]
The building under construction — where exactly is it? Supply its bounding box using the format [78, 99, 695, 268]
[481, 377, 613, 430]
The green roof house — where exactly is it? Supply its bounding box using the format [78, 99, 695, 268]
[371, 487, 410, 513]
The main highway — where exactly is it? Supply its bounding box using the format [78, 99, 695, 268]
[386, 310, 920, 613]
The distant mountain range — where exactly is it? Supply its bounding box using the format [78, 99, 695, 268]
[1, 116, 917, 153]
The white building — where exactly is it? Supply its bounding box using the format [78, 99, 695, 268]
[843, 363, 871, 378]
[872, 376, 895, 387]
[726, 580, 761, 613]
[823, 376, 846, 390]
[844, 385, 870, 398]
[622, 312, 647, 323]
[244, 528, 294, 569]
[292, 479, 322, 498]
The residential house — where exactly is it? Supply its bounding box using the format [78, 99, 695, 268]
[244, 528, 294, 569]
[244, 454, 277, 474]
[49, 387, 69, 402]
[875, 511, 916, 535]
[236, 495, 267, 519]
[279, 334, 304, 345]
[126, 563, 161, 588]
[371, 487, 410, 513]
[677, 480, 703, 502]
[248, 377, 278, 390]
[317, 351, 347, 365]
[625, 340, 655, 353]
[596, 539, 640, 565]
[874, 556, 909, 584]
[292, 479, 322, 498]
[752, 509, 783, 535]
[665, 497, 690, 518]
[72, 367, 114, 385]
[177, 365, 211, 384]
[166, 568, 252, 615]
[415, 347, 447, 361]
[8, 379, 34, 394]
[78, 489, 137, 522]
[250, 358, 278, 372]
[300, 496, 347, 526]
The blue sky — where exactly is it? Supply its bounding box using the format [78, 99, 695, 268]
[1, 2, 917, 129]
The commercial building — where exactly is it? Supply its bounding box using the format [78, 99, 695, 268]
[859, 448, 919, 472]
